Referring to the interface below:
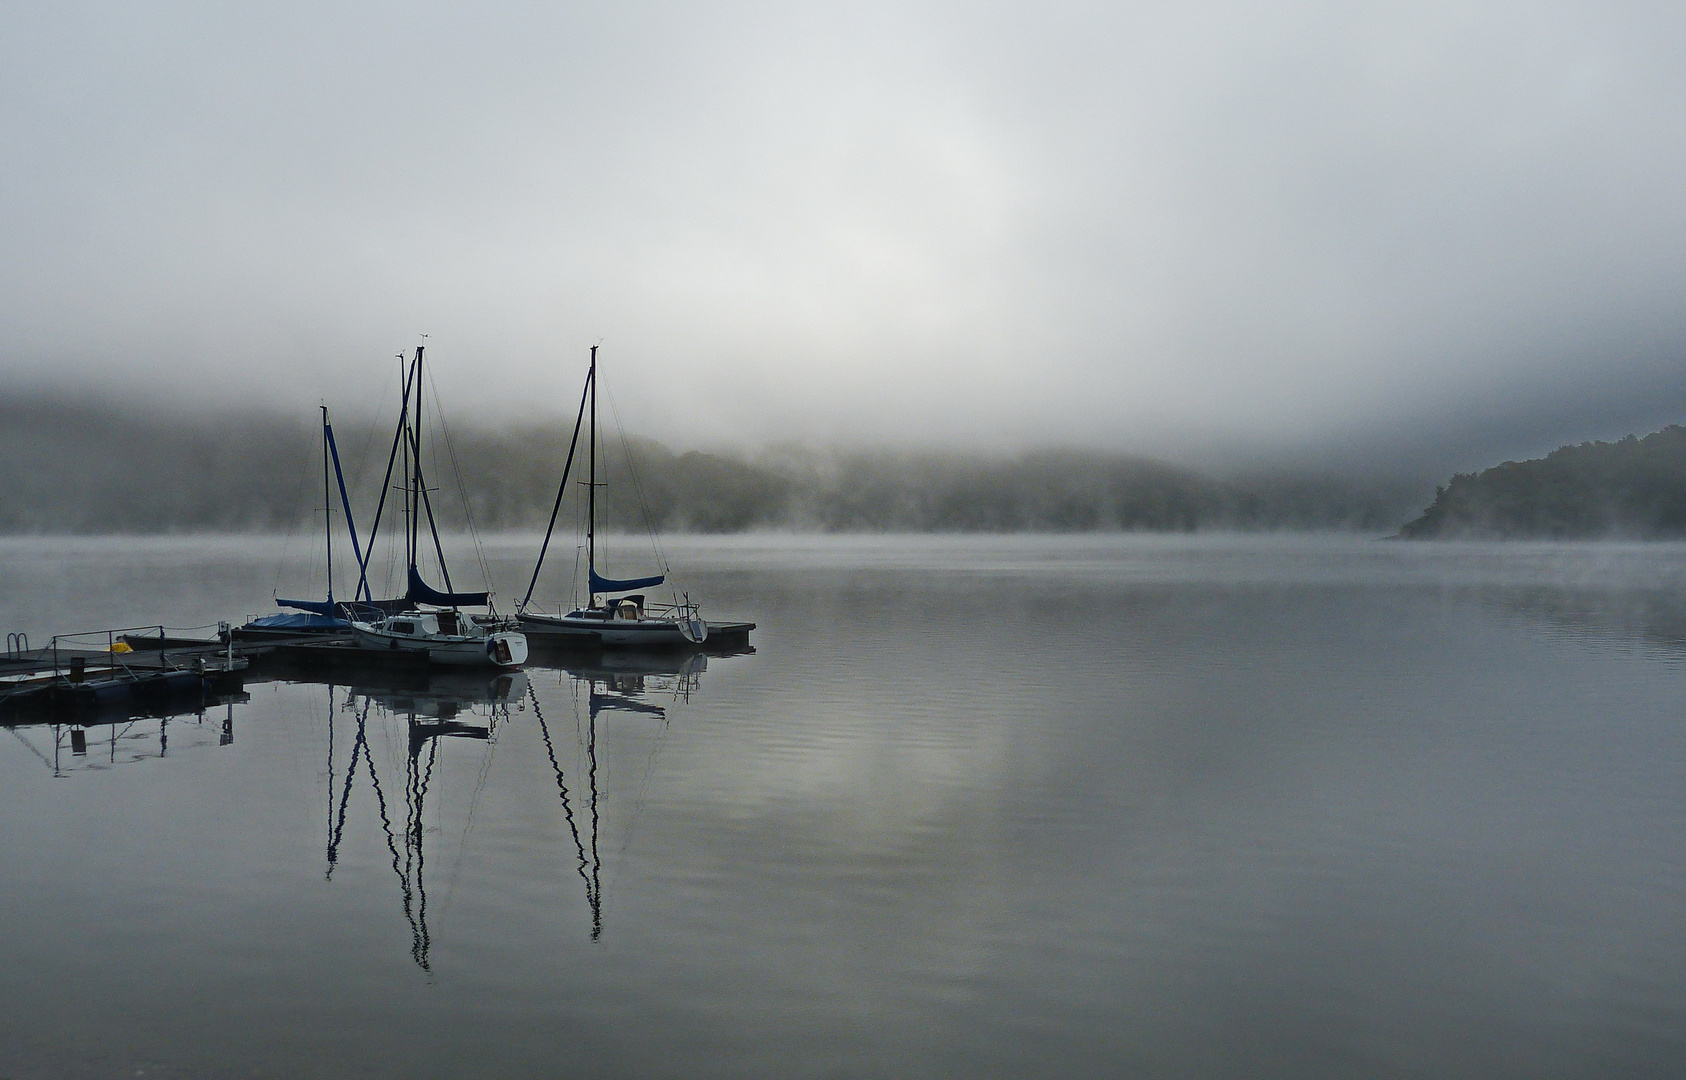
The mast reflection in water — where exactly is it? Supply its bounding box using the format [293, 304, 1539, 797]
[314, 651, 706, 965]
[321, 671, 521, 971]
[524, 651, 700, 941]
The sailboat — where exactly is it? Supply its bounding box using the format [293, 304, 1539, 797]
[347, 345, 528, 669]
[238, 405, 371, 641]
[515, 346, 755, 649]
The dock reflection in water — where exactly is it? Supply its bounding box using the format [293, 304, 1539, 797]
[3, 688, 249, 777]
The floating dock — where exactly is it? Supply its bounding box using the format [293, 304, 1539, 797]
[3, 611, 755, 719]
[1, 625, 258, 718]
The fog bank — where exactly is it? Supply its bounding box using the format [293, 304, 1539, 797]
[0, 395, 1424, 535]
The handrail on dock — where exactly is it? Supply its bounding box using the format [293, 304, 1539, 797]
[45, 625, 169, 679]
[50, 624, 171, 647]
[5, 633, 26, 659]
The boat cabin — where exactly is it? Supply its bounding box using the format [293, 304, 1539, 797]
[570, 595, 647, 621]
[378, 610, 476, 637]
[384, 614, 441, 637]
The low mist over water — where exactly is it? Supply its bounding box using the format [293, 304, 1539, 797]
[0, 394, 1426, 534]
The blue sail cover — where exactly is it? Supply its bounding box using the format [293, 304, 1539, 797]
[407, 567, 489, 608]
[277, 597, 339, 617]
[589, 567, 665, 594]
[248, 611, 349, 631]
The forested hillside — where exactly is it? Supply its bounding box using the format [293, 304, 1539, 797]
[1399, 426, 1686, 538]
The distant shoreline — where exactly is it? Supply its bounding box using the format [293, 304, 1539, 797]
[1397, 425, 1686, 540]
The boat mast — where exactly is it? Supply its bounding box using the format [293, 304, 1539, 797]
[323, 411, 367, 604]
[400, 353, 413, 582]
[321, 404, 334, 606]
[410, 345, 424, 581]
[587, 344, 597, 603]
[517, 356, 593, 612]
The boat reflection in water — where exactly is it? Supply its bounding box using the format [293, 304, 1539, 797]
[320, 669, 524, 972]
[530, 640, 717, 703]
[312, 646, 726, 967]
[522, 648, 709, 941]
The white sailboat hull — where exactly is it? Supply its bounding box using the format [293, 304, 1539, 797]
[517, 612, 706, 647]
[350, 623, 529, 668]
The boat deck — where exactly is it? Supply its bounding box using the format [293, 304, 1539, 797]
[517, 617, 756, 648]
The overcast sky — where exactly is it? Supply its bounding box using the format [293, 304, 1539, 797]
[5, 1, 1686, 473]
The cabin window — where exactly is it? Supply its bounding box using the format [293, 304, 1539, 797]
[392, 621, 415, 635]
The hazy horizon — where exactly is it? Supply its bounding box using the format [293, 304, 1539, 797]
[3, 376, 1681, 488]
[7, 3, 1686, 481]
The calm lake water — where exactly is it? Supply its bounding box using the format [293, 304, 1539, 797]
[2, 533, 1685, 1079]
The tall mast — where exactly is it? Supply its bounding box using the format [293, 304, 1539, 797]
[517, 357, 594, 612]
[410, 345, 424, 578]
[587, 344, 597, 595]
[400, 352, 413, 578]
[321, 404, 334, 605]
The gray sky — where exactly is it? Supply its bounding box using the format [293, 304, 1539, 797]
[5, 1, 1686, 473]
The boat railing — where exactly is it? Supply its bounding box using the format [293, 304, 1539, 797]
[644, 596, 701, 618]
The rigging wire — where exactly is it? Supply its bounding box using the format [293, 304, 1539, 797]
[439, 702, 502, 922]
[270, 417, 320, 602]
[603, 379, 673, 581]
[519, 365, 593, 611]
[355, 352, 416, 604]
[424, 363, 495, 595]
[606, 683, 674, 894]
[345, 356, 400, 505]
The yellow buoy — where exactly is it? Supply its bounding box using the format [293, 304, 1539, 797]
[110, 641, 132, 653]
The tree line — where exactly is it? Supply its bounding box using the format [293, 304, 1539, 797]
[0, 393, 1420, 534]
[1399, 425, 1686, 538]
